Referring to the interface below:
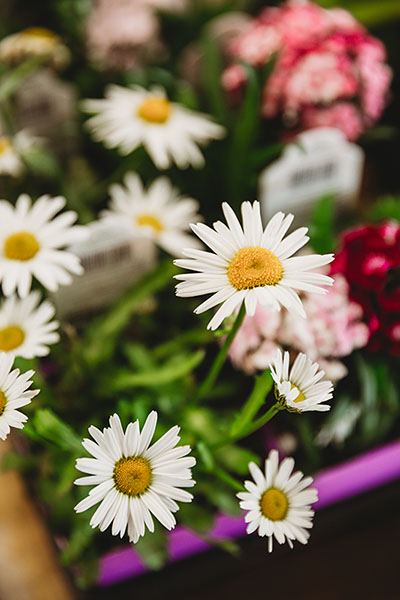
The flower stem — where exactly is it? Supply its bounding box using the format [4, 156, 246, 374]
[195, 302, 246, 402]
[229, 370, 273, 436]
[211, 401, 282, 449]
[213, 466, 246, 492]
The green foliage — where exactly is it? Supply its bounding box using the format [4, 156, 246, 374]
[134, 524, 168, 571]
[367, 196, 400, 222]
[308, 194, 337, 254]
[32, 409, 82, 452]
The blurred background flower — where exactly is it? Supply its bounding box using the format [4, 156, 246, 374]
[222, 0, 392, 140]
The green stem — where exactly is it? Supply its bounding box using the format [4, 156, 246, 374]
[213, 466, 245, 492]
[195, 302, 246, 402]
[211, 402, 282, 449]
[230, 370, 273, 436]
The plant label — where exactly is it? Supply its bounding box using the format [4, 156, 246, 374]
[259, 127, 364, 221]
[51, 221, 156, 317]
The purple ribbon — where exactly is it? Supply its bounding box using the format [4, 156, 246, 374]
[99, 439, 400, 586]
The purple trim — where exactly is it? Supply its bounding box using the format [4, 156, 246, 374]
[99, 439, 400, 586]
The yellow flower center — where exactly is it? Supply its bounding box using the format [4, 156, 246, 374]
[0, 137, 12, 154]
[260, 488, 288, 521]
[0, 326, 25, 352]
[113, 456, 152, 496]
[227, 247, 283, 290]
[137, 97, 171, 124]
[4, 231, 40, 261]
[22, 27, 59, 42]
[291, 384, 306, 404]
[136, 213, 164, 234]
[0, 390, 7, 416]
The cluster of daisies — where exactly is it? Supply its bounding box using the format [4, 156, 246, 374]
[0, 71, 337, 555]
[74, 199, 335, 553]
[0, 193, 85, 440]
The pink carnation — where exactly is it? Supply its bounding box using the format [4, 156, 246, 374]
[223, 0, 392, 140]
[300, 102, 364, 141]
[229, 274, 369, 381]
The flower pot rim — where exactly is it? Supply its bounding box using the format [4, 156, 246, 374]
[98, 438, 400, 586]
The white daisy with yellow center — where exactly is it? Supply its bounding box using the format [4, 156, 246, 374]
[0, 27, 70, 69]
[0, 194, 86, 297]
[270, 349, 333, 412]
[0, 353, 39, 440]
[82, 85, 225, 169]
[237, 450, 318, 553]
[0, 292, 59, 359]
[74, 412, 196, 543]
[101, 172, 202, 256]
[0, 136, 24, 177]
[174, 201, 334, 330]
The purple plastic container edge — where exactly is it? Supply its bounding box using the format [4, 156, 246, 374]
[99, 438, 400, 586]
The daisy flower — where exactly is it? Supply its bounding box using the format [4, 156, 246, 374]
[82, 84, 225, 169]
[0, 292, 59, 359]
[74, 412, 196, 543]
[0, 135, 25, 178]
[0, 194, 86, 297]
[237, 450, 318, 553]
[0, 353, 39, 440]
[101, 172, 202, 256]
[269, 349, 333, 412]
[174, 201, 334, 330]
[0, 27, 70, 69]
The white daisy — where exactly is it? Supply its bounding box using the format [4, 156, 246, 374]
[0, 135, 24, 177]
[82, 84, 225, 169]
[0, 193, 86, 297]
[101, 172, 202, 257]
[0, 353, 39, 440]
[237, 450, 318, 553]
[0, 292, 59, 359]
[0, 130, 41, 178]
[174, 201, 334, 330]
[74, 412, 196, 543]
[0, 27, 70, 69]
[269, 349, 333, 413]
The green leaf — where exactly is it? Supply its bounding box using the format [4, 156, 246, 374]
[134, 524, 168, 571]
[231, 63, 260, 161]
[178, 502, 214, 534]
[83, 260, 178, 366]
[315, 0, 400, 25]
[61, 517, 96, 565]
[249, 143, 285, 168]
[21, 146, 61, 178]
[197, 440, 215, 470]
[367, 196, 400, 223]
[197, 481, 241, 516]
[308, 194, 336, 254]
[356, 354, 377, 410]
[123, 343, 156, 371]
[215, 445, 259, 476]
[33, 409, 82, 452]
[0, 56, 47, 101]
[201, 32, 229, 125]
[110, 350, 205, 391]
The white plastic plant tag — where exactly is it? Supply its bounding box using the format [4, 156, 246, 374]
[259, 127, 364, 221]
[51, 221, 156, 318]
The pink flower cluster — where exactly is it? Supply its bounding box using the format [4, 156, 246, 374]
[229, 274, 369, 381]
[222, 0, 392, 140]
